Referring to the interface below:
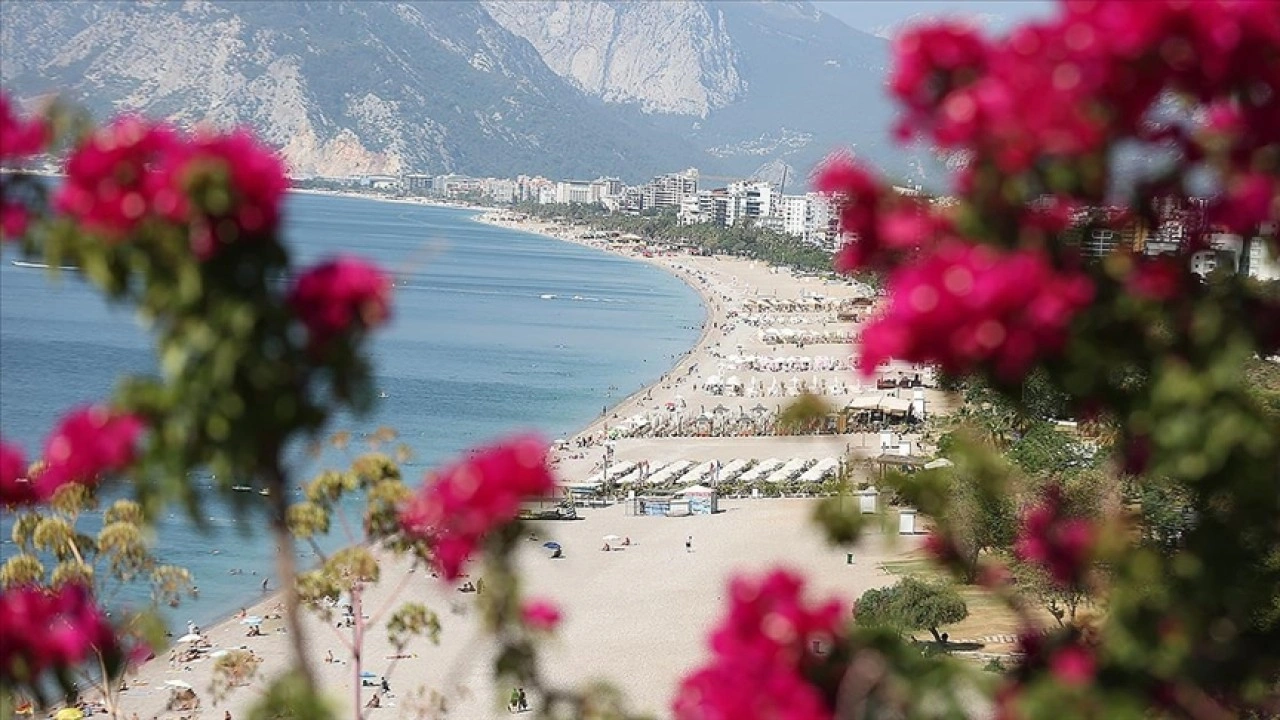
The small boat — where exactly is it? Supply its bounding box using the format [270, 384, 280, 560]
[258, 488, 271, 496]
[539, 293, 556, 299]
[11, 259, 79, 271]
[231, 485, 253, 492]
[378, 391, 389, 399]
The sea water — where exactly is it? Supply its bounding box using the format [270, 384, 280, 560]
[0, 193, 704, 626]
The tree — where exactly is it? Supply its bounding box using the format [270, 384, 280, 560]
[855, 577, 968, 644]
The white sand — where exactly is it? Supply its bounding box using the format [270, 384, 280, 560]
[110, 207, 936, 719]
[114, 500, 916, 719]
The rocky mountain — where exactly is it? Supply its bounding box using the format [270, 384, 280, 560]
[0, 0, 707, 180]
[480, 1, 743, 117]
[1, 0, 930, 185]
[485, 0, 933, 185]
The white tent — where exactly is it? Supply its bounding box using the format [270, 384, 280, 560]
[738, 458, 783, 484]
[798, 458, 840, 484]
[676, 484, 716, 495]
[719, 458, 752, 482]
[764, 458, 808, 484]
[648, 460, 693, 486]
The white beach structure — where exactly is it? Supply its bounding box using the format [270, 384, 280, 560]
[763, 458, 808, 484]
[738, 458, 784, 484]
[647, 460, 694, 486]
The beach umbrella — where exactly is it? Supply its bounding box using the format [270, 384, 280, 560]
[164, 679, 194, 689]
[177, 633, 203, 644]
[209, 650, 230, 659]
[542, 541, 561, 550]
[360, 671, 378, 679]
[751, 404, 769, 415]
[55, 709, 84, 720]
[602, 534, 623, 543]
[241, 616, 263, 625]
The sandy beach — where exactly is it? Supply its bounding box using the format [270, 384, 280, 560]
[108, 205, 941, 720]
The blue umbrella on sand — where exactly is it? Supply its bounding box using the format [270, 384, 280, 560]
[542, 542, 561, 550]
[360, 671, 378, 679]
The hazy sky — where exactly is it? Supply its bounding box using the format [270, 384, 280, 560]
[817, 1, 1057, 38]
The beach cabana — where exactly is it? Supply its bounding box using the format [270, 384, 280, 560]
[675, 484, 718, 514]
[738, 458, 783, 484]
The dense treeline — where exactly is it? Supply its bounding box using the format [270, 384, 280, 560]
[509, 201, 840, 276]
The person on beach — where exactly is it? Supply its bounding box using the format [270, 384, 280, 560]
[261, 577, 269, 592]
[686, 536, 693, 553]
[517, 688, 528, 711]
[509, 688, 521, 712]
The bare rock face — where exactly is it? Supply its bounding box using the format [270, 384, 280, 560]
[0, 0, 701, 181]
[481, 0, 742, 117]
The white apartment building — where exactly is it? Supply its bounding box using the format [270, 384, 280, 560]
[483, 178, 517, 203]
[1190, 228, 1280, 281]
[1244, 232, 1280, 281]
[554, 181, 600, 205]
[641, 168, 699, 209]
[780, 195, 809, 237]
[726, 181, 776, 223]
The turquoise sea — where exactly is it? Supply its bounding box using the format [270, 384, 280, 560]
[0, 193, 704, 626]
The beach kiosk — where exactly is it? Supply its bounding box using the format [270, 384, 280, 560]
[676, 484, 718, 515]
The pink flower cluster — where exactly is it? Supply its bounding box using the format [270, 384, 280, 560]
[55, 117, 183, 236]
[891, 2, 1280, 174]
[0, 406, 143, 506]
[54, 116, 287, 257]
[672, 569, 845, 720]
[520, 598, 562, 632]
[0, 93, 47, 161]
[1014, 486, 1097, 586]
[170, 130, 290, 260]
[996, 630, 1098, 719]
[858, 242, 1094, 379]
[1, 93, 49, 244]
[287, 256, 392, 348]
[0, 583, 118, 686]
[814, 154, 947, 271]
[399, 434, 555, 580]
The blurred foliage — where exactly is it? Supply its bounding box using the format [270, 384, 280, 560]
[855, 577, 969, 644]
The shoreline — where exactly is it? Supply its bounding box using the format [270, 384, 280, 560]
[471, 212, 719, 443]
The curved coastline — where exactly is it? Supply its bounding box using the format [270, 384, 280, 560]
[470, 210, 719, 445]
[107, 195, 915, 720]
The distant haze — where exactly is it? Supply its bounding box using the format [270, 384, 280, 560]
[815, 0, 1057, 39]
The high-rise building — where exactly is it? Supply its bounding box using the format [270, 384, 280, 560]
[641, 168, 699, 209]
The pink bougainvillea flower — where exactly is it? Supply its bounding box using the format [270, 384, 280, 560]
[0, 93, 48, 161]
[1014, 485, 1097, 586]
[1210, 172, 1278, 236]
[38, 405, 144, 497]
[399, 434, 554, 580]
[858, 242, 1093, 380]
[672, 569, 845, 720]
[520, 598, 562, 632]
[0, 202, 29, 242]
[166, 129, 290, 260]
[1127, 256, 1185, 302]
[0, 439, 39, 506]
[890, 21, 990, 142]
[288, 256, 393, 348]
[0, 583, 118, 685]
[815, 153, 946, 271]
[55, 116, 183, 236]
[1050, 643, 1097, 686]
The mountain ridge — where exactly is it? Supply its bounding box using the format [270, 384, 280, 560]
[1, 0, 932, 185]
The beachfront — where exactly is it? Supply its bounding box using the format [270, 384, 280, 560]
[108, 207, 942, 719]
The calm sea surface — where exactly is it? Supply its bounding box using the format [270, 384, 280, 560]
[0, 193, 703, 625]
